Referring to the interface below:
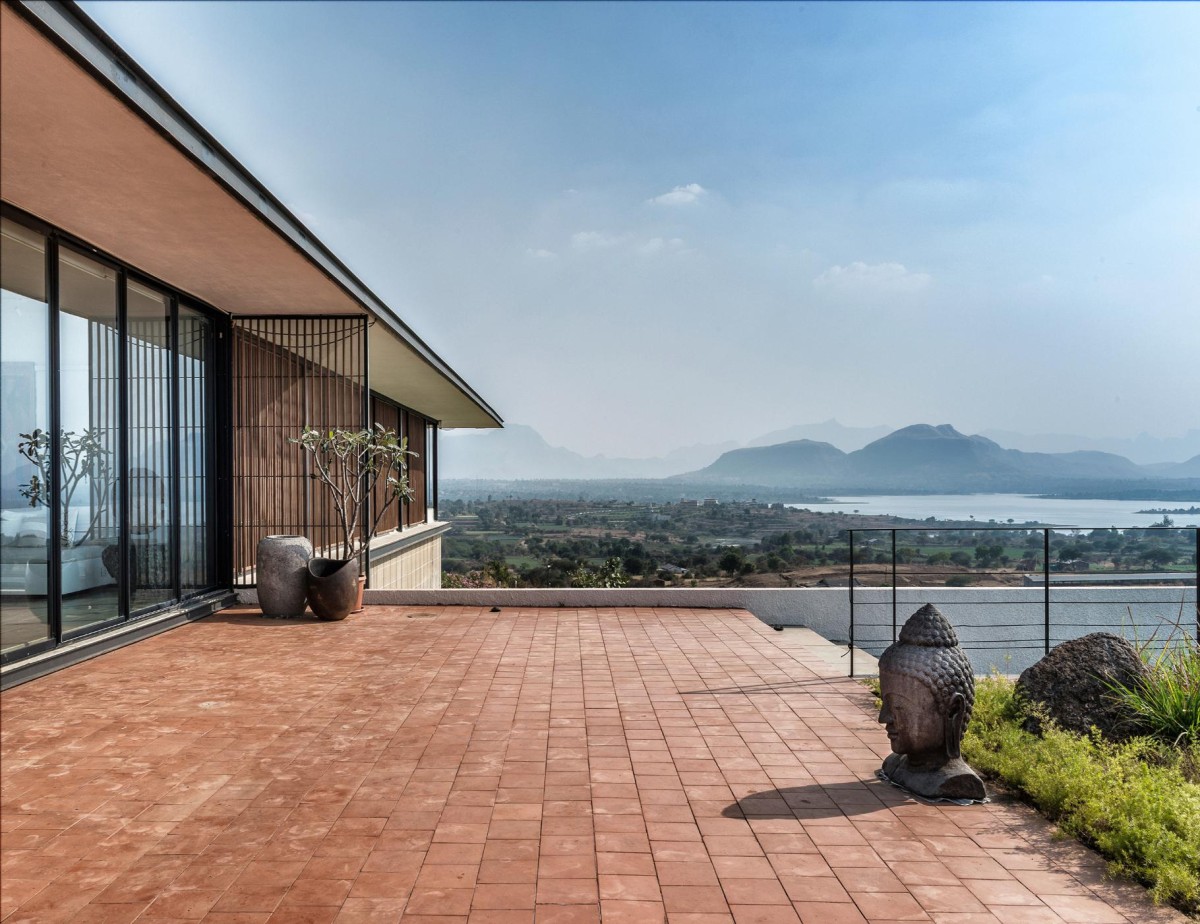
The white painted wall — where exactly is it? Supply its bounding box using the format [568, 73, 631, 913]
[369, 585, 1197, 675]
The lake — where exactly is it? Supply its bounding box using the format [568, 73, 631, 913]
[786, 493, 1200, 528]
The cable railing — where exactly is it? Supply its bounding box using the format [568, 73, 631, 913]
[847, 526, 1198, 676]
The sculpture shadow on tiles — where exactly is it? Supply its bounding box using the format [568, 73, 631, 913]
[877, 603, 987, 801]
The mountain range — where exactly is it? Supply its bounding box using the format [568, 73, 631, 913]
[438, 424, 737, 480]
[439, 420, 1200, 488]
[681, 424, 1199, 492]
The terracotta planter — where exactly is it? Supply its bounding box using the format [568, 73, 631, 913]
[353, 575, 367, 613]
[306, 557, 360, 621]
[256, 535, 312, 617]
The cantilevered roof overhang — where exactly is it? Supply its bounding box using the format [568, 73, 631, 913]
[0, 0, 501, 429]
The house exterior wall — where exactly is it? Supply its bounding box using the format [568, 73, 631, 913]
[368, 528, 445, 590]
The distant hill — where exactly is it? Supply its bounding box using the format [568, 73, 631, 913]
[698, 439, 847, 482]
[1153, 454, 1200, 479]
[981, 427, 1200, 466]
[438, 424, 735, 480]
[747, 419, 892, 452]
[439, 421, 1200, 489]
[681, 423, 1175, 491]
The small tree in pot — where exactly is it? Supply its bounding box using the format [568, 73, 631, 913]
[290, 424, 415, 619]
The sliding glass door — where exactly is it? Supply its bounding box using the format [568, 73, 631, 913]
[0, 219, 52, 655]
[1, 211, 221, 662]
[126, 282, 175, 613]
[57, 247, 122, 636]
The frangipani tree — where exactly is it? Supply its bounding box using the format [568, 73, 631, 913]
[17, 427, 115, 547]
[290, 424, 416, 560]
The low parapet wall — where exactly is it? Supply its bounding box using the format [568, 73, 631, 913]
[369, 585, 1197, 675]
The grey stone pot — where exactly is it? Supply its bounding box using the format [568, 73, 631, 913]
[306, 557, 360, 622]
[256, 535, 313, 617]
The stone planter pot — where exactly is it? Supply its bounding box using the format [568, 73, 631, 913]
[256, 535, 312, 617]
[306, 557, 360, 621]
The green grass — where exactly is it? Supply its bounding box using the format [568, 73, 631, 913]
[962, 676, 1200, 913]
[1108, 608, 1200, 749]
[1108, 636, 1200, 748]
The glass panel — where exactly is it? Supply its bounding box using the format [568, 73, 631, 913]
[1, 219, 52, 654]
[58, 248, 121, 634]
[127, 281, 175, 611]
[178, 306, 211, 595]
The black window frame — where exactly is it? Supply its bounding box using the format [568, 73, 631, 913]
[0, 203, 228, 665]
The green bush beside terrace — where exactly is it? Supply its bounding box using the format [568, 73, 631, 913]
[962, 676, 1200, 914]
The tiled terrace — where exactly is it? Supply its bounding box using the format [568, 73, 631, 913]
[0, 606, 1185, 924]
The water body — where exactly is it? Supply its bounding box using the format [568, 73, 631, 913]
[787, 493, 1200, 528]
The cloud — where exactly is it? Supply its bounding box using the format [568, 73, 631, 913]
[648, 183, 708, 206]
[812, 261, 932, 294]
[639, 237, 687, 256]
[570, 231, 626, 251]
[525, 248, 557, 259]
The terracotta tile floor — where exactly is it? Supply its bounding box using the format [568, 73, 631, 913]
[0, 606, 1186, 923]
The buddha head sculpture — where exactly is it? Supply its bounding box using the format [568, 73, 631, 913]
[877, 604, 986, 801]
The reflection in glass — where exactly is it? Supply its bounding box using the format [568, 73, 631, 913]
[57, 248, 122, 635]
[127, 282, 175, 611]
[1, 220, 52, 654]
[179, 307, 212, 594]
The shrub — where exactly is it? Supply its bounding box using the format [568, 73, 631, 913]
[1108, 632, 1200, 748]
[963, 676, 1200, 912]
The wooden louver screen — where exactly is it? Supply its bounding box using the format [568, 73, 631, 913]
[230, 316, 366, 585]
[369, 394, 432, 533]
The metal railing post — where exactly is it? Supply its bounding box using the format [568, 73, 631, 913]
[891, 528, 898, 643]
[848, 530, 855, 677]
[1043, 528, 1051, 655]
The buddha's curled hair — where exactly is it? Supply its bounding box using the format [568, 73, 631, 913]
[879, 604, 975, 729]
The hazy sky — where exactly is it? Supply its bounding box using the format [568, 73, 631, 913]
[81, 1, 1199, 457]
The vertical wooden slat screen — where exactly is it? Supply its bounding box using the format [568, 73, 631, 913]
[230, 316, 366, 585]
[369, 396, 402, 536]
[368, 394, 432, 533]
[403, 409, 428, 527]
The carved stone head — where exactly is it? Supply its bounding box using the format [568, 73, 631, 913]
[877, 604, 985, 800]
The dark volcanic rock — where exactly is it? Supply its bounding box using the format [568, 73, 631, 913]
[1015, 633, 1149, 740]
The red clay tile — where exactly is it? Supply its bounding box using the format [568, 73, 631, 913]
[532, 904, 600, 923]
[280, 878, 353, 906]
[596, 899, 664, 921]
[471, 882, 536, 909]
[962, 878, 1043, 906]
[661, 885, 730, 914]
[597, 852, 656, 876]
[598, 874, 663, 902]
[0, 607, 1172, 924]
[792, 901, 868, 923]
[538, 854, 596, 879]
[403, 886, 474, 915]
[728, 906, 801, 924]
[535, 877, 599, 904]
[1036, 893, 1127, 923]
[850, 889, 931, 919]
[777, 874, 850, 904]
[910, 885, 989, 913]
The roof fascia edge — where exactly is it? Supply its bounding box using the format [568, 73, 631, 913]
[9, 0, 503, 428]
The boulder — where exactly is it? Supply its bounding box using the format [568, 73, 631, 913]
[1015, 632, 1149, 740]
